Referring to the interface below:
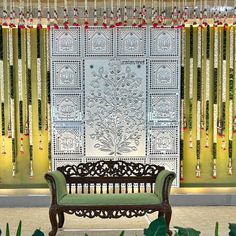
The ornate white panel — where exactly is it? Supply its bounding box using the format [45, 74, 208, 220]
[150, 27, 180, 57]
[51, 28, 81, 56]
[85, 27, 114, 57]
[149, 126, 179, 155]
[149, 93, 179, 123]
[117, 27, 146, 56]
[85, 59, 146, 157]
[50, 26, 181, 187]
[52, 126, 84, 156]
[52, 61, 82, 90]
[149, 60, 180, 90]
[52, 93, 82, 122]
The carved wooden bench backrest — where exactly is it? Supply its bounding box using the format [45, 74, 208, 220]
[57, 160, 165, 194]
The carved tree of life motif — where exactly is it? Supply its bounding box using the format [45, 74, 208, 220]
[86, 60, 145, 156]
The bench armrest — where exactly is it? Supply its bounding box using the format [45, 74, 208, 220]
[154, 170, 176, 203]
[45, 171, 68, 205]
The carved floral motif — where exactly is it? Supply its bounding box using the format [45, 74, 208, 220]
[86, 59, 145, 156]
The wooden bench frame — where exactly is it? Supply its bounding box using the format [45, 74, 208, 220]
[45, 160, 176, 236]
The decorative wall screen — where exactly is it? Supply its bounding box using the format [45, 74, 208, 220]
[50, 26, 181, 187]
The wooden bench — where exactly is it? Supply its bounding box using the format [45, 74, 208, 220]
[45, 160, 176, 236]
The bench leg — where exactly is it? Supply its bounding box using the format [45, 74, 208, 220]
[58, 212, 65, 228]
[158, 211, 164, 218]
[49, 207, 58, 236]
[165, 207, 172, 236]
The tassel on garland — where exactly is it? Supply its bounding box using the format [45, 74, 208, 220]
[20, 135, 24, 154]
[212, 159, 217, 178]
[48, 159, 52, 172]
[24, 120, 29, 136]
[8, 123, 12, 138]
[205, 130, 209, 148]
[228, 158, 233, 175]
[217, 121, 222, 136]
[196, 159, 201, 178]
[12, 162, 16, 177]
[183, 116, 187, 131]
[189, 130, 193, 148]
[63, 8, 69, 29]
[1, 137, 6, 155]
[221, 134, 226, 150]
[29, 160, 34, 177]
[233, 116, 236, 133]
[180, 159, 184, 180]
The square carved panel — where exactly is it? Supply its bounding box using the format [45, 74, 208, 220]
[117, 27, 146, 56]
[150, 28, 180, 57]
[52, 93, 82, 122]
[51, 27, 80, 56]
[52, 61, 81, 90]
[53, 127, 84, 155]
[149, 93, 179, 123]
[149, 126, 179, 155]
[150, 60, 179, 90]
[85, 27, 114, 57]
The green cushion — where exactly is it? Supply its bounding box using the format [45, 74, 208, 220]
[154, 170, 176, 202]
[59, 193, 161, 206]
[47, 171, 67, 202]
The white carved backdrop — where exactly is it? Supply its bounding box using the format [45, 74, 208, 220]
[50, 26, 181, 186]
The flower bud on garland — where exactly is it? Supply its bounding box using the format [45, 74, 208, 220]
[93, 9, 98, 26]
[73, 8, 80, 27]
[63, 8, 69, 29]
[102, 10, 108, 28]
[53, 10, 59, 29]
[37, 10, 42, 29]
[132, 8, 137, 27]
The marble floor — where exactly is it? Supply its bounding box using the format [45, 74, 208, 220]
[0, 207, 236, 236]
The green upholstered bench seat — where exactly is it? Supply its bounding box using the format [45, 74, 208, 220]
[59, 192, 161, 206]
[45, 161, 176, 236]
